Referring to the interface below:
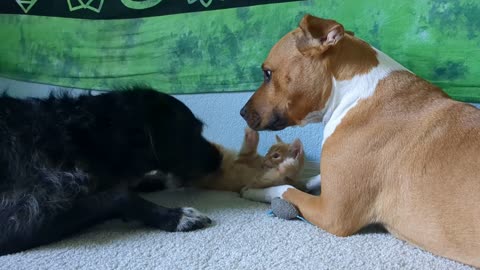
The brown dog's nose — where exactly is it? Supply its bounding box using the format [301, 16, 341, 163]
[240, 106, 247, 118]
[240, 104, 261, 130]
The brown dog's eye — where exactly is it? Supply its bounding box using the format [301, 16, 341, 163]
[272, 153, 280, 159]
[263, 69, 272, 83]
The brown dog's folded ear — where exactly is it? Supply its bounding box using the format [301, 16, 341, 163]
[296, 14, 345, 55]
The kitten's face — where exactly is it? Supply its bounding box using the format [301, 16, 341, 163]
[263, 143, 290, 168]
[263, 135, 302, 169]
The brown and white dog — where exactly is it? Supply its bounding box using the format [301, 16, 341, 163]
[240, 14, 480, 267]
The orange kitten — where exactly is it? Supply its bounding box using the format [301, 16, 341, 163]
[196, 128, 305, 192]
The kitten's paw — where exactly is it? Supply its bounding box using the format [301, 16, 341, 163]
[175, 207, 212, 232]
[244, 127, 259, 150]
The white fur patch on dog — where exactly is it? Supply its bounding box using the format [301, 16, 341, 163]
[164, 173, 182, 190]
[321, 48, 408, 145]
[300, 110, 325, 126]
[241, 185, 295, 203]
[144, 170, 182, 190]
[176, 207, 211, 232]
[305, 174, 321, 191]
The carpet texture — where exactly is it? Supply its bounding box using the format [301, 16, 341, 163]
[0, 188, 472, 270]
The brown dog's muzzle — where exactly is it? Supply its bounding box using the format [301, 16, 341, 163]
[240, 101, 261, 130]
[240, 101, 291, 131]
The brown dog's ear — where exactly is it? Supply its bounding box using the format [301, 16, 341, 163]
[296, 14, 345, 55]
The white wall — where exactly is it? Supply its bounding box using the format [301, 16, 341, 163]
[0, 78, 324, 162]
[3, 77, 479, 163]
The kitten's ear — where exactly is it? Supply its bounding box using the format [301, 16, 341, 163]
[289, 139, 304, 159]
[275, 135, 284, 143]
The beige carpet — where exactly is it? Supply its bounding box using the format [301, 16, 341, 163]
[0, 187, 472, 270]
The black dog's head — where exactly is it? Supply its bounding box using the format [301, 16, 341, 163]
[141, 90, 222, 180]
[73, 88, 222, 181]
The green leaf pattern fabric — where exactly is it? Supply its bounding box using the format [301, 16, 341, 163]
[0, 0, 479, 102]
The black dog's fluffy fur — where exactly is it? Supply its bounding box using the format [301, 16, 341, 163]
[0, 87, 222, 255]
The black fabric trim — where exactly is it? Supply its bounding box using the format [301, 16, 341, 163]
[1, 0, 302, 20]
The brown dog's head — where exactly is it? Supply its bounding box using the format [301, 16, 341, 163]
[240, 14, 375, 130]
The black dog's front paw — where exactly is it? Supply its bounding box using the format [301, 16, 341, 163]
[123, 193, 212, 232]
[174, 207, 212, 232]
[136, 205, 212, 232]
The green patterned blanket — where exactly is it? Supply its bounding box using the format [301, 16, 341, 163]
[0, 0, 479, 102]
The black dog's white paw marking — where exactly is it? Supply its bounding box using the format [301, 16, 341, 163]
[176, 207, 211, 232]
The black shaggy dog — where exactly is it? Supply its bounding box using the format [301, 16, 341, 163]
[0, 87, 222, 255]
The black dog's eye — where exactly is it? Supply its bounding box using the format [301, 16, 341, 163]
[263, 69, 272, 83]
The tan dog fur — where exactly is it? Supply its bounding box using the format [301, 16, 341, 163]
[240, 14, 480, 267]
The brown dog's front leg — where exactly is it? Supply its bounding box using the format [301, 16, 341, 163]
[241, 182, 372, 237]
[283, 188, 369, 237]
